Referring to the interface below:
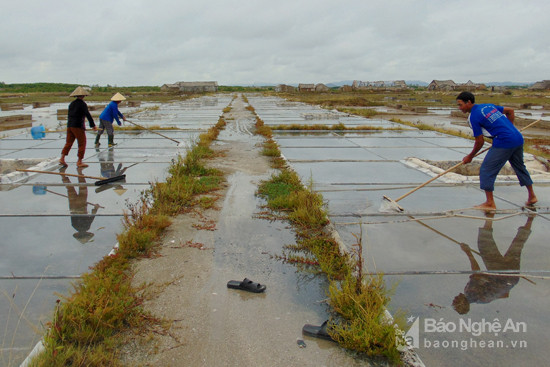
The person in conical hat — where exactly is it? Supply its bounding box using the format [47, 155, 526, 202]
[110, 92, 126, 101]
[95, 92, 127, 147]
[69, 86, 90, 97]
[60, 86, 97, 167]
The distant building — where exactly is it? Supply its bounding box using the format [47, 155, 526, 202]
[298, 83, 315, 92]
[460, 80, 487, 91]
[352, 80, 408, 90]
[160, 83, 180, 92]
[275, 84, 296, 92]
[427, 80, 458, 91]
[428, 79, 486, 91]
[529, 80, 550, 90]
[393, 80, 407, 88]
[161, 81, 218, 93]
[315, 83, 330, 92]
[339, 85, 353, 92]
[177, 81, 218, 93]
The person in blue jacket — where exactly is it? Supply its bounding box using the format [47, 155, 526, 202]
[95, 92, 127, 147]
[456, 91, 537, 210]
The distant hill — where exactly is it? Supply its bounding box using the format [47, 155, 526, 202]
[405, 80, 429, 87]
[325, 80, 535, 87]
[326, 80, 354, 88]
[232, 80, 534, 88]
[326, 80, 430, 87]
[484, 81, 532, 87]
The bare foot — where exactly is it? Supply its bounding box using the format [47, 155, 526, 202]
[59, 160, 68, 167]
[526, 196, 538, 206]
[76, 163, 89, 168]
[474, 202, 496, 211]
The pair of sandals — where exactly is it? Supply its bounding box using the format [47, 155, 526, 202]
[227, 278, 333, 341]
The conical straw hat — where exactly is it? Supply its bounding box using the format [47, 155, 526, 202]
[69, 86, 90, 97]
[111, 92, 126, 101]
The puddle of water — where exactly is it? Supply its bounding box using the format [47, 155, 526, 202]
[247, 95, 550, 365]
[0, 94, 234, 366]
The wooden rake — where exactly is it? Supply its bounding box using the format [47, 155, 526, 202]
[381, 119, 541, 212]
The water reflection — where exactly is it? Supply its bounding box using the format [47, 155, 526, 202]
[59, 166, 101, 244]
[97, 148, 128, 179]
[453, 212, 534, 314]
[95, 148, 128, 195]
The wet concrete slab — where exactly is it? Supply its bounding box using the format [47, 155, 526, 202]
[0, 139, 54, 150]
[0, 183, 150, 215]
[416, 135, 476, 148]
[0, 216, 124, 276]
[276, 136, 358, 148]
[90, 149, 182, 163]
[366, 146, 471, 161]
[0, 94, 233, 366]
[247, 95, 550, 366]
[283, 147, 383, 161]
[0, 278, 73, 366]
[107, 136, 193, 149]
[343, 130, 448, 138]
[321, 184, 540, 217]
[335, 213, 550, 272]
[292, 161, 435, 185]
[2, 94, 548, 365]
[0, 149, 61, 160]
[8, 162, 171, 185]
[386, 272, 550, 367]
[347, 136, 445, 148]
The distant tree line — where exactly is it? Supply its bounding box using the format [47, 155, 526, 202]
[0, 82, 81, 93]
[0, 82, 278, 94]
[218, 85, 275, 92]
[0, 82, 161, 94]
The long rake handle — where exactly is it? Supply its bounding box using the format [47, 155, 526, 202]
[125, 120, 180, 144]
[412, 216, 481, 255]
[393, 118, 541, 203]
[45, 189, 105, 208]
[17, 169, 104, 180]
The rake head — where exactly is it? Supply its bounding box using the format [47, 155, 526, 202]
[380, 195, 404, 213]
[95, 175, 126, 186]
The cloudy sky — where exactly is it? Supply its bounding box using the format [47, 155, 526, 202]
[1, 0, 549, 86]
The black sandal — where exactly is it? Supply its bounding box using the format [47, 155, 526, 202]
[302, 320, 334, 341]
[227, 278, 266, 293]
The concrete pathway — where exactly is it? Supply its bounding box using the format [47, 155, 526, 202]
[120, 95, 375, 366]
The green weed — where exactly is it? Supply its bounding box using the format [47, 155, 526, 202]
[328, 274, 404, 363]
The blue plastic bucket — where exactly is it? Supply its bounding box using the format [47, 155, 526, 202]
[33, 185, 47, 195]
[31, 125, 46, 139]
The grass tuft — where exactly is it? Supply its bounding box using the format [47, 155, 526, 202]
[328, 274, 404, 362]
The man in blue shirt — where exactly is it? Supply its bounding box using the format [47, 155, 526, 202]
[456, 91, 537, 210]
[95, 92, 127, 147]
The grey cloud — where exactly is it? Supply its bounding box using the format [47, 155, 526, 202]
[1, 0, 549, 85]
